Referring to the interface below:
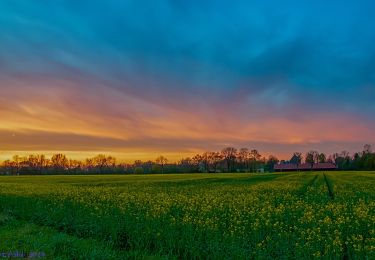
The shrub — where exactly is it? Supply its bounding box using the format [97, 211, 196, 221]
[134, 167, 144, 174]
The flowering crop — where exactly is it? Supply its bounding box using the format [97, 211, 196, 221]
[0, 172, 373, 258]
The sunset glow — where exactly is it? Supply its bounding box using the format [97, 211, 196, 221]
[1, 1, 374, 161]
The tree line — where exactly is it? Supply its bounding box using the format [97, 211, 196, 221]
[286, 144, 375, 170]
[0, 144, 374, 175]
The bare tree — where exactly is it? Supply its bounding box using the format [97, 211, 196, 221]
[207, 152, 222, 173]
[12, 155, 21, 175]
[305, 151, 319, 164]
[156, 156, 168, 174]
[179, 157, 194, 172]
[238, 148, 250, 172]
[318, 153, 326, 163]
[51, 154, 69, 172]
[340, 151, 350, 159]
[363, 144, 372, 154]
[221, 147, 237, 172]
[290, 152, 302, 165]
[249, 149, 261, 172]
[192, 154, 203, 172]
[201, 152, 210, 172]
[89, 154, 116, 174]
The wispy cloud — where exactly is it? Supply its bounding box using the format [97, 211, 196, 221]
[0, 0, 374, 160]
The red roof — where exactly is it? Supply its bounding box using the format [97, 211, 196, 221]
[299, 163, 313, 170]
[312, 163, 337, 169]
[274, 163, 337, 171]
[274, 164, 299, 170]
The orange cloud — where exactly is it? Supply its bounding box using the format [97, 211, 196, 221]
[0, 76, 373, 162]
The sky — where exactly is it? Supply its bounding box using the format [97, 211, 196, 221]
[0, 0, 375, 162]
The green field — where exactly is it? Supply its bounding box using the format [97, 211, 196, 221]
[0, 172, 374, 259]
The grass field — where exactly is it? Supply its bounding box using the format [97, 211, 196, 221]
[0, 172, 374, 259]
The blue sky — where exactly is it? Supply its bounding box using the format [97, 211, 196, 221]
[0, 1, 374, 161]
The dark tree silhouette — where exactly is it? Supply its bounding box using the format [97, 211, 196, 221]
[221, 147, 237, 172]
[156, 156, 168, 174]
[290, 152, 302, 165]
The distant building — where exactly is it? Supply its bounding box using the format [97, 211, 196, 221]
[274, 162, 337, 172]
